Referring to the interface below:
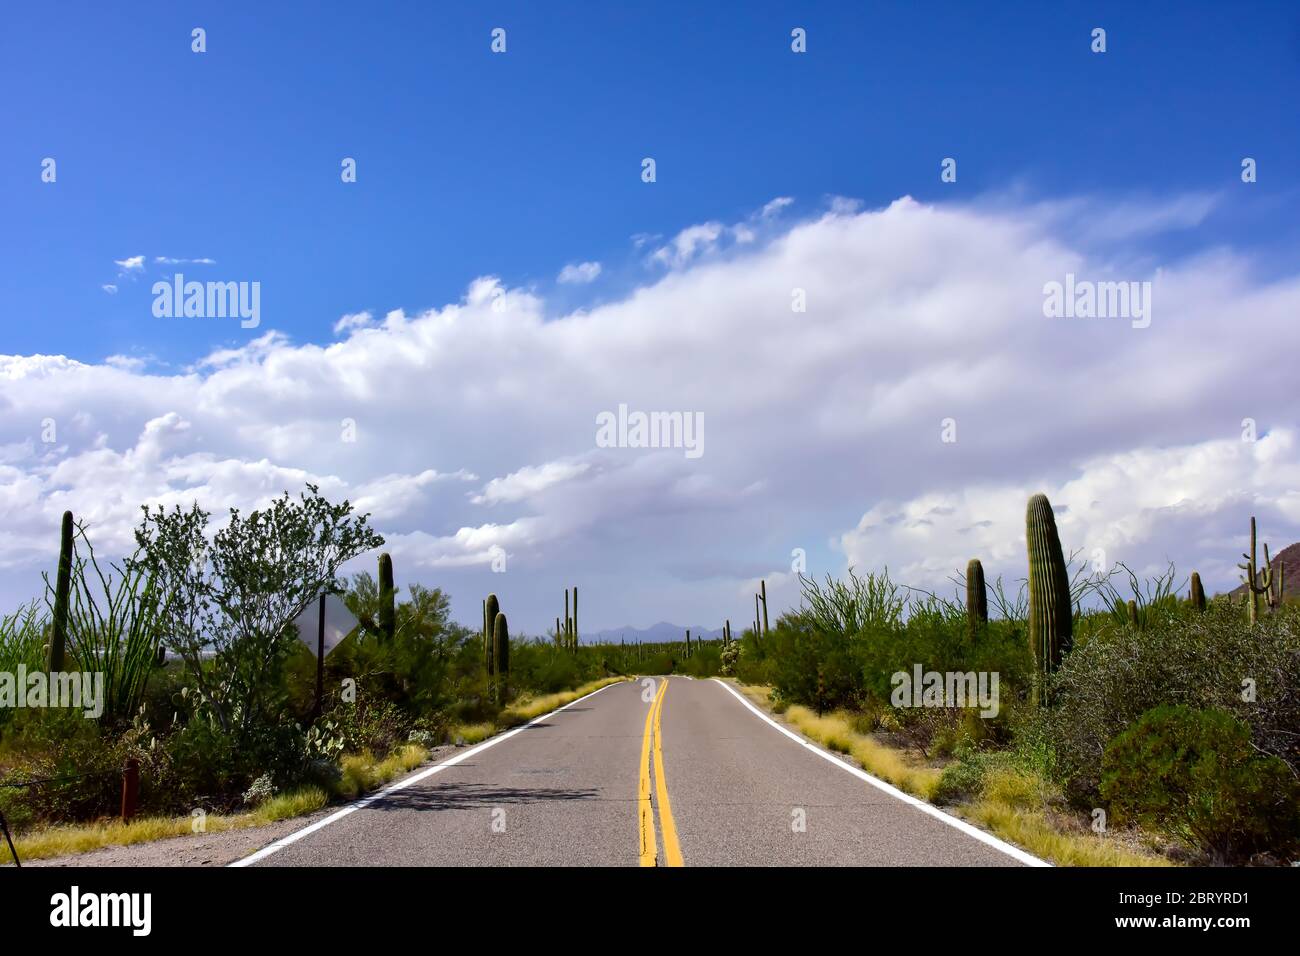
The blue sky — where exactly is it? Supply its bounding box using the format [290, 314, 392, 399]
[6, 1, 1299, 363]
[2, 2, 1299, 633]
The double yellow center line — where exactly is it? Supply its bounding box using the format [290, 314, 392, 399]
[638, 677, 684, 867]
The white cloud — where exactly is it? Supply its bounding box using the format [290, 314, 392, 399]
[761, 196, 794, 218]
[101, 284, 118, 295]
[557, 261, 602, 285]
[113, 255, 145, 274]
[472, 459, 592, 505]
[154, 256, 216, 265]
[5, 193, 1299, 630]
[839, 429, 1300, 597]
[332, 311, 375, 335]
[651, 222, 724, 267]
[104, 355, 148, 372]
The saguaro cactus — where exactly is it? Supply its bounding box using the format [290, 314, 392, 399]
[1127, 599, 1139, 629]
[1237, 516, 1275, 626]
[377, 552, 396, 641]
[484, 593, 499, 675]
[48, 510, 74, 672]
[1026, 493, 1072, 702]
[1189, 571, 1207, 612]
[759, 580, 770, 637]
[493, 611, 510, 700]
[572, 585, 579, 651]
[966, 558, 988, 641]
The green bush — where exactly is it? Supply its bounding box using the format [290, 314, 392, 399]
[1048, 603, 1300, 804]
[1101, 705, 1300, 863]
[0, 710, 134, 829]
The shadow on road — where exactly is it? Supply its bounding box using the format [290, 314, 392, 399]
[371, 781, 600, 812]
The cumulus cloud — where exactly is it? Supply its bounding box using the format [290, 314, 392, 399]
[651, 222, 724, 267]
[557, 261, 602, 285]
[154, 256, 216, 265]
[761, 196, 794, 218]
[113, 255, 145, 274]
[332, 311, 375, 335]
[4, 193, 1298, 630]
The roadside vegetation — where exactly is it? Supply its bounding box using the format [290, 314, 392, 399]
[2, 482, 1295, 868]
[720, 503, 1299, 867]
[0, 486, 633, 863]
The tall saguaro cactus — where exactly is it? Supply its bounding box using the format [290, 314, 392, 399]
[48, 510, 74, 672]
[484, 593, 499, 675]
[1026, 493, 1072, 703]
[1237, 516, 1277, 626]
[759, 580, 771, 637]
[493, 612, 510, 701]
[377, 552, 396, 641]
[572, 585, 579, 651]
[1189, 571, 1207, 612]
[966, 558, 988, 642]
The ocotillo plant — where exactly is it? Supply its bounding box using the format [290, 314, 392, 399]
[1189, 571, 1207, 611]
[48, 510, 73, 672]
[1237, 516, 1274, 626]
[759, 580, 770, 637]
[377, 552, 396, 641]
[966, 558, 988, 642]
[484, 593, 499, 675]
[1026, 493, 1072, 704]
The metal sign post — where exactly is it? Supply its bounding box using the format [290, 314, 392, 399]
[313, 592, 326, 720]
[292, 591, 360, 723]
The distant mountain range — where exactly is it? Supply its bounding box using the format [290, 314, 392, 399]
[586, 622, 725, 645]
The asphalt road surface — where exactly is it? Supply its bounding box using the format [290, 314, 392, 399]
[237, 678, 1040, 867]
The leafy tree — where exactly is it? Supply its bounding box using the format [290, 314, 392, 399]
[133, 484, 383, 744]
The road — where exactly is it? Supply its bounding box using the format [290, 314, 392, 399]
[236, 678, 1039, 867]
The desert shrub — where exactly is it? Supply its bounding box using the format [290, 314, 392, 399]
[329, 577, 472, 717]
[242, 773, 276, 806]
[768, 610, 866, 712]
[328, 698, 415, 755]
[0, 709, 143, 828]
[933, 747, 993, 804]
[1101, 705, 1300, 863]
[719, 640, 740, 676]
[133, 485, 383, 750]
[1047, 602, 1300, 804]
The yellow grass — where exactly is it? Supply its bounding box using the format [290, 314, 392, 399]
[731, 681, 1173, 867]
[336, 744, 429, 799]
[781, 704, 944, 800]
[964, 768, 1172, 867]
[3, 785, 331, 865]
[451, 676, 629, 741]
[1, 743, 430, 865]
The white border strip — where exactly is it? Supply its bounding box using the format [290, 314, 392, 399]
[230, 680, 626, 867]
[710, 679, 1050, 867]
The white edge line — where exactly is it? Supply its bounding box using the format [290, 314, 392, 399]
[229, 679, 627, 867]
[709, 678, 1051, 867]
